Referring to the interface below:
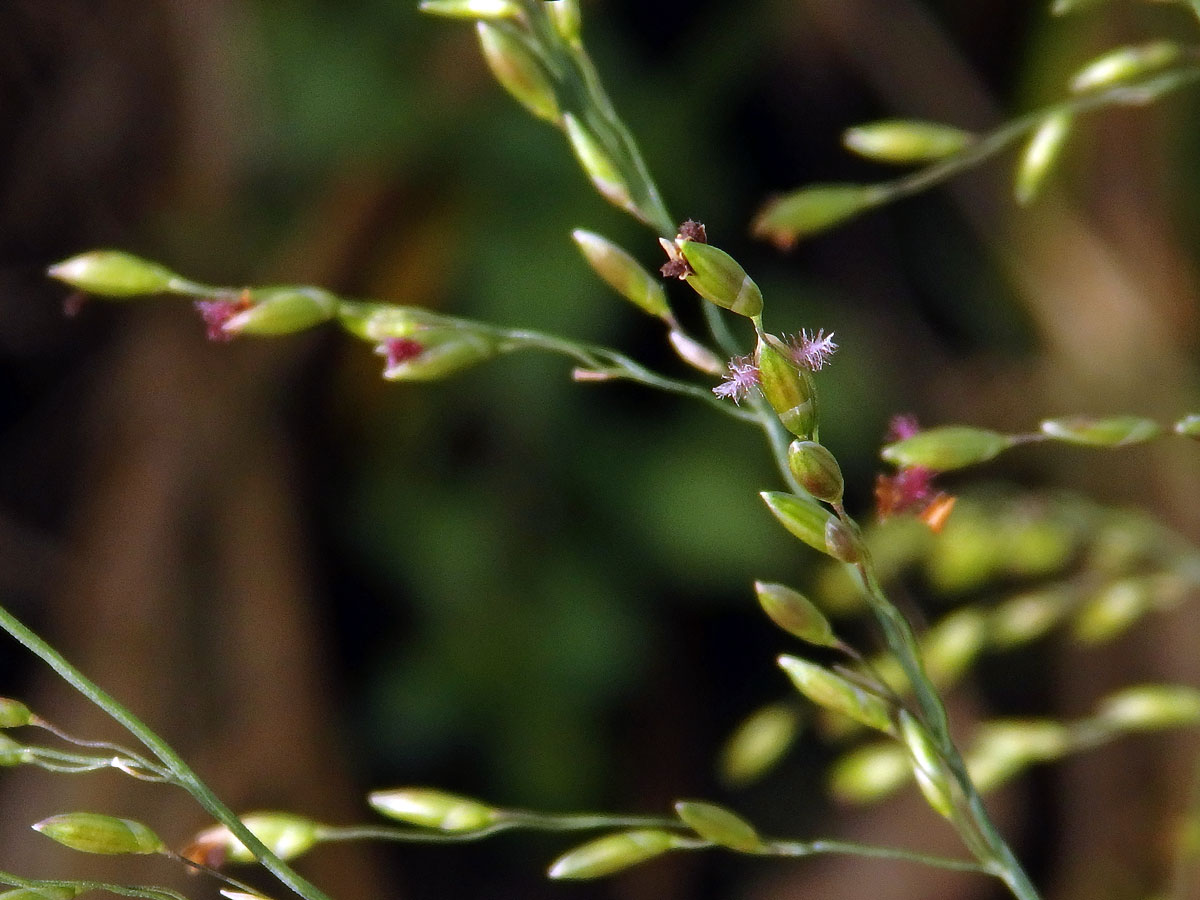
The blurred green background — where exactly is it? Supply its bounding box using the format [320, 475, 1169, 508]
[2, 1, 1200, 899]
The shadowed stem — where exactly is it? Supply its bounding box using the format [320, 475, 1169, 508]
[0, 603, 334, 900]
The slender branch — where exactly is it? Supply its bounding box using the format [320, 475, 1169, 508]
[831, 62, 1200, 221]
[766, 838, 992, 874]
[0, 604, 333, 900]
[0, 870, 188, 900]
[315, 813, 685, 845]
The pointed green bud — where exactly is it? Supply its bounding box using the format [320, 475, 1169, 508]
[1040, 415, 1160, 447]
[760, 491, 838, 557]
[778, 655, 895, 735]
[677, 241, 764, 318]
[829, 741, 911, 803]
[674, 801, 762, 853]
[1015, 113, 1072, 206]
[881, 425, 1012, 471]
[0, 734, 31, 766]
[751, 184, 883, 249]
[0, 888, 86, 900]
[787, 440, 844, 503]
[369, 788, 499, 831]
[48, 251, 194, 298]
[337, 301, 449, 341]
[563, 114, 636, 216]
[418, 0, 521, 18]
[756, 334, 816, 438]
[377, 329, 499, 381]
[545, 0, 582, 44]
[1094, 685, 1200, 731]
[667, 330, 724, 375]
[572, 230, 670, 319]
[719, 702, 802, 787]
[898, 711, 954, 819]
[843, 120, 973, 165]
[477, 23, 559, 124]
[547, 829, 680, 879]
[32, 812, 165, 855]
[0, 698, 32, 728]
[213, 813, 322, 863]
[1070, 42, 1183, 94]
[755, 581, 837, 646]
[223, 286, 338, 337]
[1174, 414, 1200, 439]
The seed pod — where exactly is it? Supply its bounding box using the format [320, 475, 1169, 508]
[755, 581, 837, 647]
[1014, 113, 1072, 206]
[719, 702, 802, 787]
[337, 301, 449, 341]
[1094, 684, 1200, 731]
[756, 334, 816, 438]
[674, 801, 762, 853]
[418, 0, 521, 18]
[1174, 414, 1200, 439]
[824, 519, 861, 563]
[572, 230, 670, 319]
[1070, 42, 1183, 94]
[545, 0, 581, 44]
[222, 286, 338, 337]
[787, 440, 844, 503]
[966, 720, 1069, 793]
[477, 23, 559, 124]
[920, 608, 987, 689]
[547, 829, 679, 880]
[1039, 415, 1160, 447]
[1072, 578, 1150, 643]
[843, 120, 973, 164]
[32, 813, 165, 855]
[677, 241, 764, 318]
[378, 329, 499, 380]
[830, 741, 912, 804]
[369, 788, 499, 831]
[777, 655, 895, 735]
[563, 114, 636, 215]
[193, 813, 323, 864]
[760, 491, 838, 557]
[668, 330, 724, 375]
[1050, 0, 1110, 13]
[0, 698, 32, 728]
[898, 711, 955, 819]
[0, 734, 29, 766]
[751, 184, 882, 249]
[881, 425, 1012, 471]
[989, 590, 1070, 648]
[47, 251, 191, 298]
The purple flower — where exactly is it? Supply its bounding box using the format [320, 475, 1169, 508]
[787, 329, 838, 371]
[376, 337, 425, 375]
[194, 292, 252, 342]
[713, 354, 760, 404]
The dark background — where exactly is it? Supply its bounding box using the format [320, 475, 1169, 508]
[2, 1, 1200, 899]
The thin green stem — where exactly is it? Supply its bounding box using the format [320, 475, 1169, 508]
[847, 554, 1041, 900]
[0, 870, 188, 900]
[766, 838, 991, 874]
[0, 604, 333, 900]
[314, 813, 684, 845]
